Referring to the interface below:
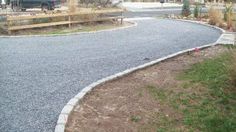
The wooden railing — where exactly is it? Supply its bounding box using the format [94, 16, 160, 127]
[6, 9, 124, 34]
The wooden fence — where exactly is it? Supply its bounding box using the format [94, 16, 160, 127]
[6, 9, 124, 34]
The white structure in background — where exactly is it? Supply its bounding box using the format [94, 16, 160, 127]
[1, 0, 6, 5]
[112, 0, 123, 5]
[194, 0, 204, 4]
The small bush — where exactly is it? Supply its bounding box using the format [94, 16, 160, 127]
[208, 7, 223, 26]
[0, 27, 5, 34]
[32, 18, 50, 24]
[224, 2, 234, 29]
[194, 3, 200, 18]
[233, 20, 236, 31]
[182, 0, 191, 17]
[68, 0, 77, 13]
[0, 23, 7, 34]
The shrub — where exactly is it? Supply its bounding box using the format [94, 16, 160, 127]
[208, 7, 223, 26]
[182, 0, 191, 17]
[224, 2, 234, 29]
[68, 0, 77, 13]
[194, 3, 200, 18]
[32, 18, 50, 24]
[233, 20, 236, 31]
[0, 27, 5, 34]
[0, 23, 7, 34]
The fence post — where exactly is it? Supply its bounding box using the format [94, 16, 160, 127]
[7, 16, 12, 35]
[68, 14, 71, 28]
[121, 11, 123, 24]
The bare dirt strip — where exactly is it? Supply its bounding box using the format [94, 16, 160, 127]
[65, 45, 229, 132]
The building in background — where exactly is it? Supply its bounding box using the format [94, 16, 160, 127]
[2, 0, 5, 4]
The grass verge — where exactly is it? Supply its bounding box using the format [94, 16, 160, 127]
[42, 22, 125, 35]
[0, 21, 129, 36]
[176, 48, 236, 131]
[146, 47, 236, 131]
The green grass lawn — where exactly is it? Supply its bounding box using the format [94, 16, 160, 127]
[145, 47, 236, 131]
[178, 47, 236, 131]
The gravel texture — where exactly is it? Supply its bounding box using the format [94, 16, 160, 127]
[0, 19, 221, 132]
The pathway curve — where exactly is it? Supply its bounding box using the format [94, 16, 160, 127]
[0, 19, 221, 132]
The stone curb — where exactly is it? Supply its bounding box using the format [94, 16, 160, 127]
[55, 19, 227, 132]
[0, 20, 137, 38]
[55, 43, 225, 132]
[171, 19, 226, 34]
[125, 17, 155, 21]
[173, 19, 235, 45]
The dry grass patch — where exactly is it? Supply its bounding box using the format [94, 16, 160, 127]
[0, 20, 130, 36]
[208, 7, 223, 26]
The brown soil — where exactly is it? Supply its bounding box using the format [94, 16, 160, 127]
[65, 45, 228, 132]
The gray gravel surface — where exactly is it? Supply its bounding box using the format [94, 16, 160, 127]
[0, 19, 221, 132]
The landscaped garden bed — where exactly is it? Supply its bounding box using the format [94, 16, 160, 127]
[169, 1, 236, 32]
[65, 45, 236, 132]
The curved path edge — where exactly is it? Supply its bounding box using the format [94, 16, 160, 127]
[0, 21, 137, 38]
[171, 18, 226, 33]
[54, 20, 228, 132]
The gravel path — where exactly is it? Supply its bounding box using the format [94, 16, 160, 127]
[0, 19, 221, 132]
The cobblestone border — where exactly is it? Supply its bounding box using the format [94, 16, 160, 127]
[0, 20, 137, 38]
[173, 19, 236, 45]
[171, 19, 226, 33]
[55, 43, 227, 132]
[54, 19, 227, 132]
